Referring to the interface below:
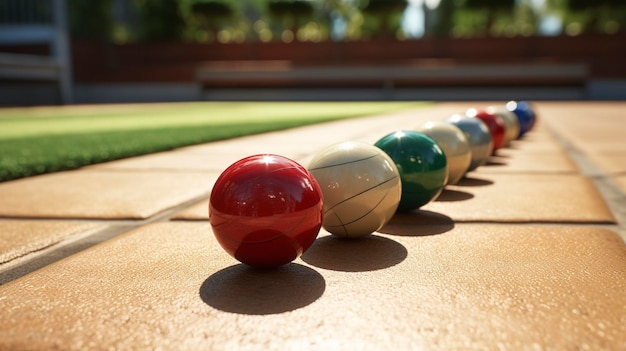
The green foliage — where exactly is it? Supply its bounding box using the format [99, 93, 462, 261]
[187, 0, 235, 39]
[63, 0, 626, 43]
[268, 0, 315, 17]
[358, 0, 407, 38]
[463, 0, 515, 10]
[267, 0, 316, 29]
[190, 0, 234, 19]
[563, 0, 626, 33]
[454, 0, 519, 37]
[132, 0, 186, 41]
[361, 0, 407, 14]
[266, 0, 318, 38]
[568, 0, 626, 11]
[424, 0, 459, 37]
[67, 0, 114, 41]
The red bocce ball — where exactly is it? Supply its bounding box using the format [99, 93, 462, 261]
[468, 108, 506, 153]
[209, 154, 324, 268]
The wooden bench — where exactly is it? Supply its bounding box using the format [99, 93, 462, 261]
[196, 59, 589, 90]
[0, 52, 62, 80]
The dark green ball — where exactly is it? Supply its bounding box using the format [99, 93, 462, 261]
[374, 130, 447, 211]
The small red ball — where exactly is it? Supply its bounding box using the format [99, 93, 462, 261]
[468, 108, 506, 152]
[209, 154, 324, 268]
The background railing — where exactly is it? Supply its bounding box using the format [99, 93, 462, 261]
[0, 0, 53, 23]
[0, 0, 72, 104]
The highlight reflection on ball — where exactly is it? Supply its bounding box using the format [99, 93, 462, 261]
[374, 131, 447, 211]
[209, 154, 324, 268]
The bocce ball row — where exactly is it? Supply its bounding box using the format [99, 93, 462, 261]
[208, 101, 537, 268]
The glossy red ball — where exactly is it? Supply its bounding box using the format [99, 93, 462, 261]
[209, 154, 324, 268]
[469, 109, 506, 152]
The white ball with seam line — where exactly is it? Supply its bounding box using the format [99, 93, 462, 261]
[307, 141, 401, 238]
[415, 121, 472, 185]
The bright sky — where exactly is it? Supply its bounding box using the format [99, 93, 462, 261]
[400, 0, 561, 38]
[402, 0, 425, 38]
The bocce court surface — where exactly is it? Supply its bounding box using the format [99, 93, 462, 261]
[1, 101, 625, 350]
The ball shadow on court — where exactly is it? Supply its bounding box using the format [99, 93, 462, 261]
[434, 188, 474, 202]
[484, 157, 508, 166]
[301, 234, 407, 272]
[456, 176, 494, 187]
[199, 263, 325, 315]
[378, 210, 455, 237]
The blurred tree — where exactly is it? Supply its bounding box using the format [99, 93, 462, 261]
[267, 0, 316, 41]
[460, 0, 515, 36]
[191, 1, 233, 20]
[464, 0, 514, 10]
[132, 0, 186, 41]
[318, 0, 365, 41]
[188, 0, 235, 42]
[360, 0, 408, 39]
[240, 0, 267, 41]
[72, 0, 626, 44]
[565, 0, 626, 34]
[424, 0, 458, 38]
[513, 1, 540, 36]
[68, 0, 114, 41]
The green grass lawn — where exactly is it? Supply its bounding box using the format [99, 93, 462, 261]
[0, 101, 425, 182]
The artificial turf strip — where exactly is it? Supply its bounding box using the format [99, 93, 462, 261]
[0, 102, 425, 182]
[0, 102, 423, 139]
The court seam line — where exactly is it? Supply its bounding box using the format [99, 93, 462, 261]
[545, 122, 626, 242]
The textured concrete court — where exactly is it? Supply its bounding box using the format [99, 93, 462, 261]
[1, 102, 625, 350]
